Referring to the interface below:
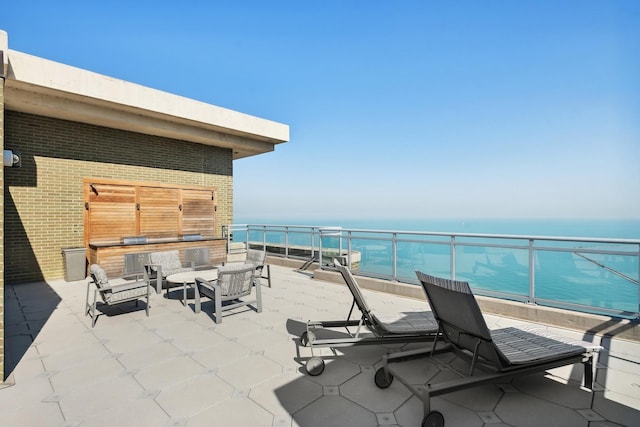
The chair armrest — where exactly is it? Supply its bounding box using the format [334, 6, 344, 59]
[105, 280, 148, 292]
[144, 263, 161, 273]
[195, 277, 218, 291]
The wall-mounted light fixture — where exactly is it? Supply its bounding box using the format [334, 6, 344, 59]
[3, 149, 21, 168]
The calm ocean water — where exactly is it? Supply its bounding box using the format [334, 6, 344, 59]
[234, 218, 640, 318]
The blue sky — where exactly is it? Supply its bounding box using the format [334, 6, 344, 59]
[2, 1, 639, 222]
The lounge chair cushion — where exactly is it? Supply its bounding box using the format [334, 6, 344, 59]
[90, 264, 110, 288]
[374, 312, 439, 334]
[104, 284, 149, 304]
[492, 326, 598, 364]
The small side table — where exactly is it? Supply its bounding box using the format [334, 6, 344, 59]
[166, 268, 218, 307]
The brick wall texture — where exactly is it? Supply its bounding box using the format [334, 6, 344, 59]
[1, 72, 5, 381]
[4, 110, 234, 283]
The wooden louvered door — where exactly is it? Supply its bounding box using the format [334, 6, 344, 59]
[139, 187, 180, 238]
[86, 183, 137, 244]
[181, 189, 216, 237]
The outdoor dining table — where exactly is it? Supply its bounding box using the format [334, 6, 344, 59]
[166, 268, 218, 307]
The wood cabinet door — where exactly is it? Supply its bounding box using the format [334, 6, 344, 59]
[182, 189, 216, 237]
[139, 187, 180, 238]
[87, 183, 137, 243]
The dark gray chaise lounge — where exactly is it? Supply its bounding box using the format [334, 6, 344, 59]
[300, 259, 439, 376]
[374, 270, 602, 427]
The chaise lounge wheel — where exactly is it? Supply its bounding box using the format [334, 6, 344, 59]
[305, 357, 325, 376]
[374, 367, 394, 388]
[300, 331, 315, 347]
[422, 410, 444, 427]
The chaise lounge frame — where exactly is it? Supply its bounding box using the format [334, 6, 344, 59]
[300, 259, 440, 376]
[374, 270, 602, 426]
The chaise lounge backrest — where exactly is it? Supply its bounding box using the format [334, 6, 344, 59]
[415, 270, 591, 371]
[333, 259, 373, 317]
[415, 271, 502, 367]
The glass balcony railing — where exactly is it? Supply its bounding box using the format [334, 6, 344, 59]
[223, 223, 640, 319]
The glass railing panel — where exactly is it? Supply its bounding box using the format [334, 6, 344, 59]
[534, 248, 639, 316]
[396, 240, 452, 283]
[351, 237, 393, 279]
[457, 246, 530, 301]
[228, 224, 640, 319]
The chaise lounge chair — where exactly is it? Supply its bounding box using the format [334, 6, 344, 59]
[300, 259, 439, 376]
[374, 270, 602, 427]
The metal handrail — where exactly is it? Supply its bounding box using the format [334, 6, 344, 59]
[224, 223, 640, 319]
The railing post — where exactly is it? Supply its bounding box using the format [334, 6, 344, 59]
[319, 228, 323, 267]
[245, 226, 249, 250]
[392, 233, 398, 281]
[528, 239, 535, 304]
[262, 225, 266, 251]
[637, 243, 640, 319]
[311, 227, 316, 259]
[285, 226, 289, 258]
[450, 235, 456, 280]
[347, 230, 352, 268]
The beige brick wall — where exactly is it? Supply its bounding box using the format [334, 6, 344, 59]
[4, 111, 234, 283]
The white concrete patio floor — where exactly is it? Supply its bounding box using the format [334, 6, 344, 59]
[2, 264, 639, 427]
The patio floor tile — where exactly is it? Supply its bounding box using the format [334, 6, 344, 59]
[1, 264, 638, 427]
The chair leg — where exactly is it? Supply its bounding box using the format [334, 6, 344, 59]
[85, 282, 91, 316]
[215, 286, 222, 324]
[91, 289, 98, 328]
[584, 357, 594, 389]
[266, 265, 272, 288]
[255, 278, 263, 313]
[195, 287, 202, 313]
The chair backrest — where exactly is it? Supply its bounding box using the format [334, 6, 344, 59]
[90, 264, 111, 303]
[150, 250, 183, 275]
[216, 263, 256, 299]
[415, 270, 503, 367]
[333, 259, 372, 316]
[246, 249, 266, 266]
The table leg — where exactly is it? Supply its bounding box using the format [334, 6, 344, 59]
[183, 281, 187, 307]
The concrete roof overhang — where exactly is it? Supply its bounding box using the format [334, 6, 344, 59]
[1, 48, 289, 160]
